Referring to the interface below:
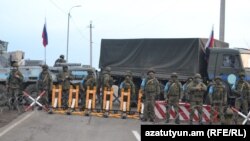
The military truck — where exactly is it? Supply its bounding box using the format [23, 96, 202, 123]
[0, 40, 44, 100]
[49, 63, 97, 85]
[99, 38, 250, 103]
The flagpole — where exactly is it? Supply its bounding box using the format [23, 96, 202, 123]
[45, 47, 46, 64]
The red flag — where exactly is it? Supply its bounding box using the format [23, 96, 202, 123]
[42, 23, 48, 47]
[205, 27, 214, 49]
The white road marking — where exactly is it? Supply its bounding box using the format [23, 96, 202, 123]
[132, 130, 140, 141]
[0, 111, 34, 137]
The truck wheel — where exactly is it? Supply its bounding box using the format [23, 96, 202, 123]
[25, 84, 38, 98]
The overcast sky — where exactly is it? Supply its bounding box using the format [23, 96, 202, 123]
[1, 0, 250, 69]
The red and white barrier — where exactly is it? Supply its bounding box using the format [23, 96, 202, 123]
[155, 101, 213, 122]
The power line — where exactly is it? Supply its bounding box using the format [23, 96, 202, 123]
[71, 17, 89, 41]
[48, 0, 67, 15]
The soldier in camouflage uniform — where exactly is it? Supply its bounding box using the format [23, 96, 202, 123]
[142, 68, 160, 122]
[6, 62, 24, 110]
[182, 77, 193, 102]
[187, 73, 207, 125]
[57, 65, 73, 109]
[164, 72, 182, 124]
[54, 55, 66, 67]
[232, 72, 250, 124]
[208, 76, 227, 124]
[99, 67, 113, 104]
[37, 64, 53, 108]
[119, 71, 135, 109]
[102, 67, 113, 89]
[81, 70, 97, 109]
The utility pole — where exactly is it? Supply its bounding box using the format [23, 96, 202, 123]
[219, 0, 225, 41]
[89, 21, 94, 67]
[66, 5, 81, 62]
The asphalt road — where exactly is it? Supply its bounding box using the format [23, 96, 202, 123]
[0, 111, 141, 141]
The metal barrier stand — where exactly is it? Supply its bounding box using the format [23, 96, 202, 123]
[48, 85, 65, 114]
[66, 85, 82, 115]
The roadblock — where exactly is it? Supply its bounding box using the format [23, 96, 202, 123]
[49, 85, 64, 114]
[102, 87, 114, 118]
[46, 86, 142, 120]
[119, 88, 130, 118]
[136, 89, 143, 119]
[85, 86, 97, 116]
[23, 90, 48, 112]
[66, 85, 80, 115]
[155, 101, 216, 123]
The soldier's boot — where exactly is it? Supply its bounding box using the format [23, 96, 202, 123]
[189, 120, 193, 125]
[199, 120, 203, 125]
[209, 118, 213, 125]
[198, 113, 203, 125]
[175, 118, 180, 124]
[165, 118, 169, 123]
[149, 119, 155, 122]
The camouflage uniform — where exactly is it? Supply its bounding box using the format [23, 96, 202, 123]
[142, 69, 160, 122]
[119, 71, 135, 108]
[164, 72, 182, 124]
[6, 63, 24, 108]
[102, 67, 113, 90]
[187, 73, 207, 124]
[182, 77, 193, 102]
[37, 64, 52, 107]
[208, 76, 227, 124]
[54, 55, 66, 66]
[81, 70, 97, 108]
[100, 67, 113, 104]
[233, 72, 250, 124]
[223, 107, 234, 125]
[57, 66, 73, 108]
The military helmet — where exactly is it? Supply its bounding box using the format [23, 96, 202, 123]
[125, 70, 132, 76]
[12, 62, 19, 67]
[60, 55, 64, 59]
[214, 76, 222, 81]
[104, 66, 111, 72]
[147, 68, 155, 74]
[239, 72, 245, 77]
[171, 72, 178, 77]
[194, 73, 201, 78]
[87, 70, 94, 74]
[42, 64, 48, 69]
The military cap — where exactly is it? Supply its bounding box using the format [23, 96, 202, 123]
[194, 73, 201, 78]
[171, 72, 178, 77]
[147, 68, 155, 74]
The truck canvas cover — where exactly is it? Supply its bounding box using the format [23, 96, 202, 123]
[99, 38, 229, 80]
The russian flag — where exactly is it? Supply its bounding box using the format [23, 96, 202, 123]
[205, 27, 214, 50]
[42, 22, 48, 47]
